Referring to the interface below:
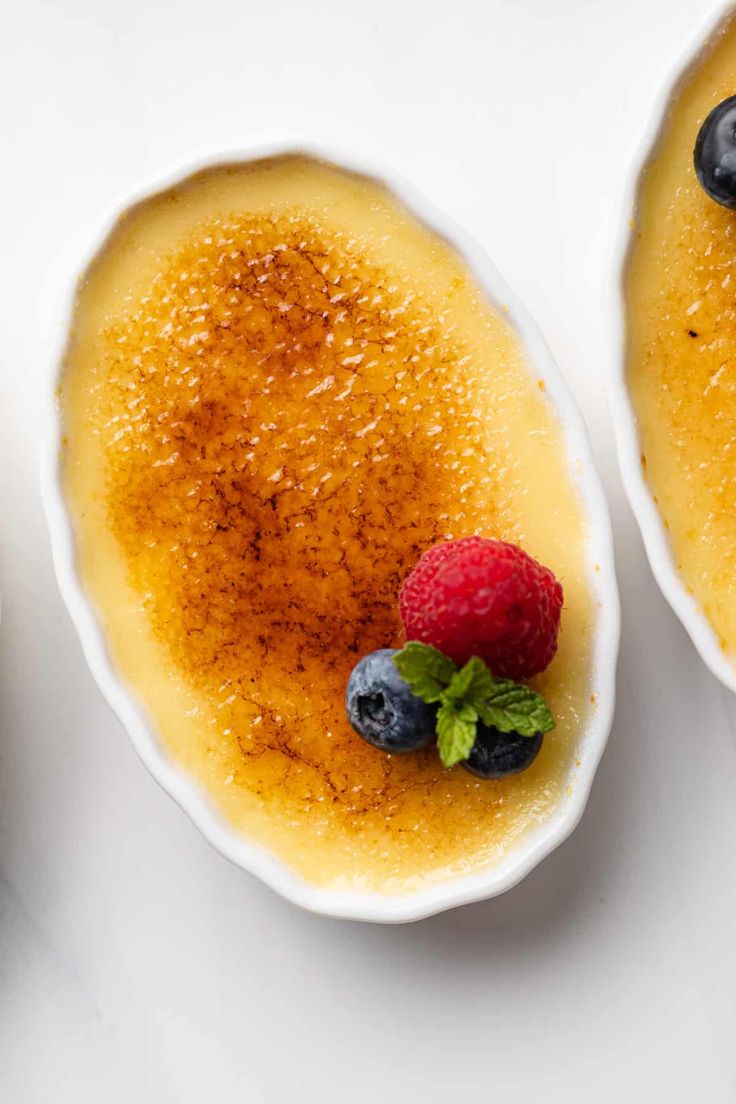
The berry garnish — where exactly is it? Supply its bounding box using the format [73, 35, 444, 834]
[399, 537, 563, 680]
[346, 648, 437, 753]
[462, 726, 544, 779]
[694, 95, 736, 209]
[393, 642, 554, 769]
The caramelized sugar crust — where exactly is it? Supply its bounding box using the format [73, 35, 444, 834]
[100, 213, 504, 815]
[627, 13, 736, 653]
[62, 160, 592, 889]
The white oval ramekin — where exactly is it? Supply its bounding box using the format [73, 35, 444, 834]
[43, 144, 620, 922]
[610, 3, 736, 695]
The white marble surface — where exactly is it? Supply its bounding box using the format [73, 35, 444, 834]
[3, 0, 736, 1099]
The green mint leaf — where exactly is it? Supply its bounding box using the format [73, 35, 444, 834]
[444, 656, 496, 707]
[394, 642, 555, 767]
[476, 679, 556, 737]
[436, 701, 478, 768]
[393, 642, 458, 703]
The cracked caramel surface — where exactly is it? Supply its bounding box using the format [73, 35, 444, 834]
[626, 13, 736, 661]
[61, 157, 594, 891]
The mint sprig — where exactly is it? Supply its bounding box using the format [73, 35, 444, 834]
[393, 642, 555, 769]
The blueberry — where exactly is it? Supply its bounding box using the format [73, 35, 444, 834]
[694, 95, 736, 209]
[462, 725, 543, 779]
[346, 649, 437, 753]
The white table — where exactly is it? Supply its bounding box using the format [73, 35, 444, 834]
[2, 0, 735, 1099]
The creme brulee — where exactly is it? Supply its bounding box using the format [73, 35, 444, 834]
[61, 155, 594, 892]
[626, 13, 736, 663]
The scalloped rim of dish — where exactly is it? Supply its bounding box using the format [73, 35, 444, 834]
[42, 142, 619, 922]
[610, 1, 736, 695]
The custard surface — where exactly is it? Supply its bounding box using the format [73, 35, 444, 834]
[62, 156, 593, 892]
[626, 14, 736, 658]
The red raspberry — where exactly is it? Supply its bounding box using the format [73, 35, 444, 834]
[399, 537, 563, 680]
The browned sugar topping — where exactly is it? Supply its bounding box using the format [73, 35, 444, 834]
[94, 211, 513, 826]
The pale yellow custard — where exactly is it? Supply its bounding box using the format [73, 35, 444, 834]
[626, 14, 736, 660]
[61, 155, 594, 892]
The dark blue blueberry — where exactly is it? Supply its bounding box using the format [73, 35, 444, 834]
[346, 649, 437, 754]
[462, 725, 543, 779]
[694, 96, 736, 209]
